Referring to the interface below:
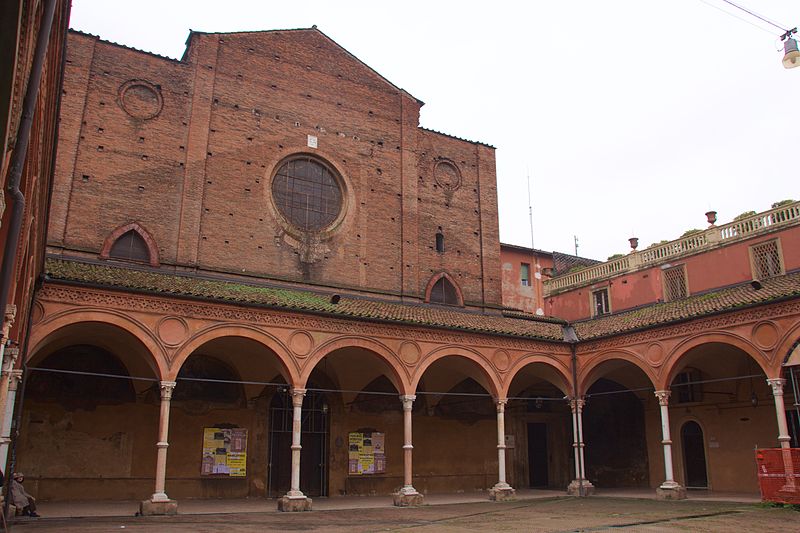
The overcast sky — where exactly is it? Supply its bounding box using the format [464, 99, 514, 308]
[69, 0, 798, 261]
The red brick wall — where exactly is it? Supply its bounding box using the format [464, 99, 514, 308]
[49, 29, 502, 308]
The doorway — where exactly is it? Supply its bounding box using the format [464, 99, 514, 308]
[267, 388, 329, 497]
[681, 421, 708, 488]
[527, 422, 549, 487]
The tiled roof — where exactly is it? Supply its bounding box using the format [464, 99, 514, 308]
[44, 259, 565, 341]
[552, 252, 602, 276]
[574, 271, 800, 340]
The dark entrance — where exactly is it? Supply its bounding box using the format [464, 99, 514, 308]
[267, 388, 329, 497]
[681, 421, 708, 488]
[527, 422, 549, 487]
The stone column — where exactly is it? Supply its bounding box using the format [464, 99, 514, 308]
[0, 368, 22, 468]
[654, 390, 686, 499]
[0, 304, 18, 440]
[567, 397, 594, 496]
[489, 399, 515, 501]
[767, 378, 796, 490]
[394, 394, 423, 506]
[278, 388, 312, 511]
[140, 380, 178, 516]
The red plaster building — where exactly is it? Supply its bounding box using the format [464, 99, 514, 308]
[5, 23, 800, 515]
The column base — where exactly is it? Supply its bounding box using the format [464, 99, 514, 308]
[139, 499, 178, 516]
[567, 479, 595, 496]
[656, 482, 687, 500]
[393, 487, 424, 506]
[489, 483, 516, 501]
[278, 495, 312, 512]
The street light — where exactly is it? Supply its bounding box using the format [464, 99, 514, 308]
[782, 28, 799, 69]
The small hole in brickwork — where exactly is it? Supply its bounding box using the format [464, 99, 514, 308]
[259, 218, 263, 222]
[255, 179, 260, 183]
[202, 236, 207, 240]
[271, 84, 277, 89]
[376, 168, 382, 174]
[184, 91, 188, 96]
[237, 74, 243, 79]
[370, 189, 375, 192]
[294, 122, 300, 127]
[234, 104, 239, 109]
[224, 240, 229, 244]
[274, 54, 280, 60]
[213, 98, 219, 104]
[97, 127, 104, 133]
[179, 146, 185, 150]
[207, 152, 212, 156]
[278, 144, 284, 149]
[391, 217, 395, 222]
[247, 137, 253, 142]
[244, 188, 251, 192]
[357, 234, 361, 238]
[368, 111, 374, 116]
[257, 245, 262, 249]
[229, 213, 233, 217]
[97, 146, 104, 151]
[246, 161, 251, 165]
[81, 175, 89, 182]
[396, 146, 400, 150]
[179, 162, 184, 167]
[248, 48, 254, 53]
[138, 186, 145, 192]
[207, 180, 212, 184]
[62, 90, 67, 95]
[138, 137, 144, 143]
[204, 208, 209, 212]
[210, 129, 216, 133]
[377, 141, 383, 147]
[182, 121, 188, 126]
[337, 102, 342, 107]
[141, 155, 148, 160]
[306, 65, 312, 70]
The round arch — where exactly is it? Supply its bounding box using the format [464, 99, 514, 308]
[300, 336, 409, 393]
[660, 332, 771, 389]
[578, 349, 658, 397]
[412, 346, 501, 398]
[28, 308, 166, 380]
[169, 324, 298, 385]
[502, 353, 572, 398]
[776, 321, 800, 371]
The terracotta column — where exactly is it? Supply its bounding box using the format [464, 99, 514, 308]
[767, 378, 796, 490]
[139, 380, 178, 515]
[489, 398, 515, 500]
[394, 394, 423, 506]
[654, 390, 686, 499]
[278, 388, 312, 511]
[567, 397, 594, 496]
[0, 368, 22, 468]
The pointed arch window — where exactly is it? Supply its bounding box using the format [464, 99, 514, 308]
[109, 230, 150, 263]
[429, 276, 460, 306]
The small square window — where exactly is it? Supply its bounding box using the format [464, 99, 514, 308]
[750, 239, 783, 280]
[521, 263, 530, 286]
[592, 288, 610, 317]
[663, 265, 688, 301]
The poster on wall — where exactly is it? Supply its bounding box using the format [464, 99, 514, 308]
[201, 427, 248, 477]
[348, 431, 385, 475]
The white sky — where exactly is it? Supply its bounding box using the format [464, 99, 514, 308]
[69, 0, 798, 261]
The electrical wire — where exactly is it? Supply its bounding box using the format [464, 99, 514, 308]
[719, 0, 791, 33]
[698, 0, 782, 36]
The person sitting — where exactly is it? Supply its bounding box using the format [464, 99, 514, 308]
[10, 473, 39, 517]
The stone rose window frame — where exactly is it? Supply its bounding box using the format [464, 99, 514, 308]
[269, 154, 348, 239]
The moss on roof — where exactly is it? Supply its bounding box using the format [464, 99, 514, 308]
[45, 259, 566, 341]
[574, 270, 800, 340]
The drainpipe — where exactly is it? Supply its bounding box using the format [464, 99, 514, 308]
[564, 325, 584, 497]
[0, 0, 58, 344]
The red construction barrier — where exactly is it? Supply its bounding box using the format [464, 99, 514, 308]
[755, 448, 800, 505]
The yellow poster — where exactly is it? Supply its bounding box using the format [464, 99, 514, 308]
[348, 431, 385, 475]
[201, 427, 248, 477]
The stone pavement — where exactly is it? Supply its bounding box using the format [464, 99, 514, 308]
[7, 493, 795, 532]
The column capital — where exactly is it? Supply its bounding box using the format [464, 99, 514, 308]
[8, 369, 23, 390]
[400, 394, 416, 410]
[159, 380, 177, 401]
[4, 304, 17, 324]
[767, 378, 786, 396]
[568, 397, 585, 413]
[1, 347, 19, 374]
[291, 388, 306, 407]
[654, 390, 671, 406]
[495, 398, 507, 412]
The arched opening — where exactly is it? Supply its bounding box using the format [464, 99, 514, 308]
[681, 421, 708, 488]
[581, 359, 655, 489]
[505, 361, 572, 490]
[665, 341, 772, 493]
[20, 322, 161, 501]
[435, 231, 445, 253]
[298, 345, 404, 497]
[109, 230, 150, 263]
[171, 335, 290, 500]
[413, 354, 498, 493]
[429, 276, 460, 306]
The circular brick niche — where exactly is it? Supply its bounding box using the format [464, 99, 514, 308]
[433, 159, 461, 191]
[118, 80, 163, 120]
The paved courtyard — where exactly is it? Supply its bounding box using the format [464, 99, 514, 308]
[8, 496, 800, 532]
